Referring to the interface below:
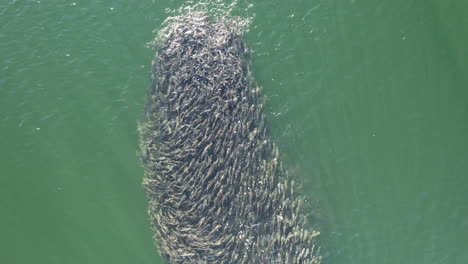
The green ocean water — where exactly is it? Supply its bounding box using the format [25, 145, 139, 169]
[1, 0, 467, 263]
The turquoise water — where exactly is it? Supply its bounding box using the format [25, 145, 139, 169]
[1, 0, 467, 263]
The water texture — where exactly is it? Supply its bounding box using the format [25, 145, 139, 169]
[1, 0, 467, 263]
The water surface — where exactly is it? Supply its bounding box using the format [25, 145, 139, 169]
[1, 0, 467, 263]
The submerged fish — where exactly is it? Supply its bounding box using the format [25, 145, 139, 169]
[139, 10, 321, 264]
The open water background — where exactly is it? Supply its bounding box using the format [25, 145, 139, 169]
[1, 0, 467, 263]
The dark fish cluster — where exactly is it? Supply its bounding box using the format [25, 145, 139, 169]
[139, 11, 321, 264]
